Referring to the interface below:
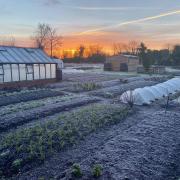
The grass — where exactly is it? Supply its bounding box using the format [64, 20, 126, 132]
[0, 104, 129, 178]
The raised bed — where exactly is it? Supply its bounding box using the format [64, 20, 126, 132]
[0, 96, 101, 132]
[0, 89, 64, 107]
[0, 104, 129, 178]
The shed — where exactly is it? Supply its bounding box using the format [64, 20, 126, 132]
[0, 46, 63, 89]
[104, 54, 139, 72]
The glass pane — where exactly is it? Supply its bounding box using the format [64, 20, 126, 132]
[0, 75, 3, 83]
[19, 64, 26, 81]
[12, 64, 19, 82]
[27, 73, 33, 80]
[0, 66, 3, 75]
[40, 64, 45, 79]
[26, 65, 33, 74]
[34, 64, 40, 80]
[46, 64, 51, 79]
[51, 64, 56, 78]
[4, 64, 11, 82]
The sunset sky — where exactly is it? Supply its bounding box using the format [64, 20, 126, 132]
[0, 0, 180, 53]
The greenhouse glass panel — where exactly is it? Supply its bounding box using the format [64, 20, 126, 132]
[0, 65, 4, 83]
[26, 64, 33, 81]
[51, 64, 56, 78]
[12, 64, 19, 82]
[46, 64, 51, 79]
[19, 64, 26, 81]
[40, 64, 45, 79]
[3, 65, 11, 82]
[34, 64, 40, 80]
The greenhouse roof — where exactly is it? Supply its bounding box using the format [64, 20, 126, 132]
[0, 46, 58, 64]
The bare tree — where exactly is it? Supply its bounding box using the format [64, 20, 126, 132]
[46, 26, 62, 57]
[113, 43, 123, 55]
[32, 23, 62, 57]
[32, 23, 50, 49]
[128, 41, 139, 55]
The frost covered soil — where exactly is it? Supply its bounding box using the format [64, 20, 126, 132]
[0, 89, 64, 107]
[12, 106, 180, 180]
[0, 72, 178, 179]
[0, 95, 100, 132]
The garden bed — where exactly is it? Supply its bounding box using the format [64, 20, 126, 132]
[0, 96, 100, 132]
[13, 108, 180, 180]
[0, 104, 130, 178]
[0, 89, 64, 107]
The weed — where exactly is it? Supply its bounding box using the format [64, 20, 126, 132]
[92, 164, 102, 178]
[72, 163, 83, 178]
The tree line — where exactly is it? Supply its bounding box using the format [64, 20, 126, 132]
[1, 23, 180, 67]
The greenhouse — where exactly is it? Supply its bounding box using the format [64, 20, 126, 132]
[0, 46, 63, 87]
[120, 78, 180, 105]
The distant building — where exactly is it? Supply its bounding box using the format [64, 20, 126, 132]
[0, 46, 63, 89]
[104, 54, 139, 72]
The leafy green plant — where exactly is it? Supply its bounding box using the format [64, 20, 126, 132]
[92, 164, 102, 178]
[72, 163, 83, 178]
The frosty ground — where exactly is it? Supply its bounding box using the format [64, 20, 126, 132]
[0, 70, 180, 180]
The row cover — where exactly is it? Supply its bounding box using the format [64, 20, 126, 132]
[120, 78, 180, 105]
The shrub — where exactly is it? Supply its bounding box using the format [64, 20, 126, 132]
[92, 164, 102, 178]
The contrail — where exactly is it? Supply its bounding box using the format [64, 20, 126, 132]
[78, 9, 180, 35]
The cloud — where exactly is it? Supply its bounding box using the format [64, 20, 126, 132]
[72, 6, 160, 11]
[43, 0, 61, 6]
[77, 9, 180, 35]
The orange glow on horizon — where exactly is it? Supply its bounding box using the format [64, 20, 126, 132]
[9, 33, 180, 58]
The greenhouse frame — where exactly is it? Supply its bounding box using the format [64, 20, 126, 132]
[0, 46, 62, 88]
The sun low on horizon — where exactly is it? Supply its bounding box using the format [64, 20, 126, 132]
[0, 0, 180, 55]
